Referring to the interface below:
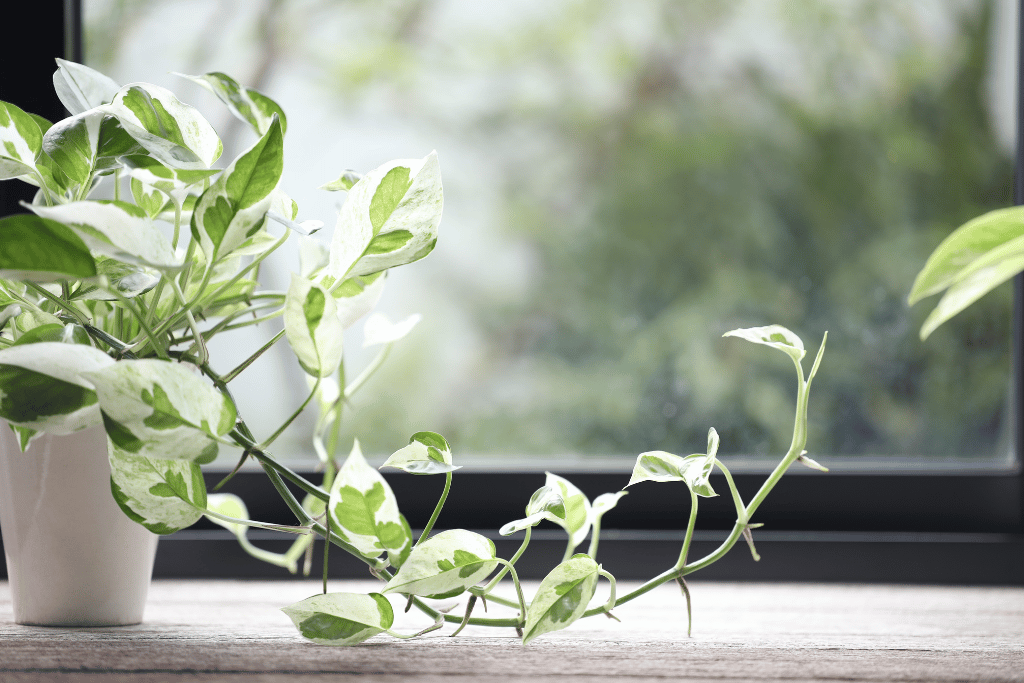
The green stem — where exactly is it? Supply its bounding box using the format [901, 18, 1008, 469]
[170, 279, 208, 365]
[344, 344, 391, 399]
[714, 459, 747, 524]
[261, 377, 320, 449]
[416, 470, 451, 546]
[481, 527, 531, 594]
[222, 329, 287, 383]
[24, 282, 89, 327]
[240, 437, 330, 504]
[561, 536, 576, 563]
[587, 516, 602, 559]
[675, 488, 699, 570]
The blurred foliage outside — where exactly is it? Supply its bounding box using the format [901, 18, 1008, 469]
[87, 0, 1014, 461]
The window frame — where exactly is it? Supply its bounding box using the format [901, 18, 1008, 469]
[0, 0, 1020, 584]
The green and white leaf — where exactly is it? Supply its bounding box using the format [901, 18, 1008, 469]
[0, 342, 114, 434]
[329, 440, 412, 568]
[625, 450, 718, 498]
[85, 359, 236, 463]
[328, 152, 442, 279]
[522, 554, 600, 645]
[382, 529, 498, 599]
[299, 235, 330, 279]
[52, 59, 120, 115]
[363, 312, 421, 348]
[723, 325, 805, 362]
[190, 117, 283, 261]
[284, 274, 344, 378]
[123, 155, 219, 210]
[500, 484, 566, 536]
[590, 491, 627, 526]
[31, 200, 181, 271]
[101, 83, 222, 169]
[41, 111, 143, 185]
[0, 100, 43, 181]
[175, 71, 287, 136]
[0, 214, 98, 281]
[282, 593, 393, 646]
[545, 472, 592, 549]
[108, 444, 206, 534]
[380, 431, 459, 475]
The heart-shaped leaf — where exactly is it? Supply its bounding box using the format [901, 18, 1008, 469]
[329, 440, 412, 568]
[328, 152, 443, 280]
[723, 325, 805, 362]
[380, 431, 459, 475]
[191, 116, 283, 261]
[52, 59, 121, 116]
[85, 359, 236, 463]
[522, 554, 600, 644]
[545, 472, 592, 549]
[382, 529, 497, 599]
[176, 71, 287, 136]
[282, 593, 393, 646]
[284, 274, 344, 378]
[108, 443, 206, 534]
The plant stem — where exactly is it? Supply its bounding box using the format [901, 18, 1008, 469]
[344, 344, 390, 399]
[675, 488, 699, 570]
[481, 527, 531, 594]
[222, 329, 286, 383]
[261, 377, 320, 449]
[416, 470, 451, 546]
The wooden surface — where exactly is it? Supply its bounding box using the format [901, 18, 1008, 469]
[2, 580, 1022, 682]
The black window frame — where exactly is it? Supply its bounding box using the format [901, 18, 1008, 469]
[0, 0, 1021, 584]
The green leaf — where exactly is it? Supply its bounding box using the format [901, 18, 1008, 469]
[544, 472, 592, 549]
[108, 443, 206, 534]
[329, 440, 412, 567]
[284, 274, 344, 378]
[204, 492, 250, 538]
[191, 116, 283, 261]
[0, 214, 97, 281]
[909, 206, 1024, 305]
[625, 450, 718, 497]
[918, 233, 1024, 339]
[101, 83, 222, 169]
[52, 59, 121, 115]
[130, 176, 169, 218]
[123, 155, 219, 210]
[327, 271, 387, 330]
[40, 111, 143, 186]
[362, 312, 421, 348]
[328, 152, 443, 279]
[522, 554, 600, 644]
[31, 200, 181, 271]
[10, 322, 90, 346]
[10, 424, 37, 452]
[0, 100, 43, 181]
[382, 529, 498, 599]
[499, 484, 566, 536]
[723, 325, 805, 362]
[380, 431, 460, 475]
[0, 342, 113, 434]
[176, 71, 287, 136]
[84, 359, 236, 463]
[281, 593, 393, 646]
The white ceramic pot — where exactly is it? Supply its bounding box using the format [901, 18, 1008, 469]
[0, 424, 159, 626]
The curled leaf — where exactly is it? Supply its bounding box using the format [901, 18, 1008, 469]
[723, 325, 805, 362]
[282, 593, 393, 646]
[380, 431, 459, 475]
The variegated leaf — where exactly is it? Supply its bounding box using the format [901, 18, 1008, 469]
[0, 342, 114, 434]
[363, 312, 421, 348]
[176, 71, 287, 136]
[380, 431, 459, 475]
[284, 274, 344, 378]
[101, 83, 222, 169]
[123, 155, 219, 210]
[31, 200, 181, 271]
[522, 554, 600, 644]
[191, 116, 283, 261]
[0, 100, 43, 181]
[723, 325, 805, 362]
[329, 271, 387, 330]
[329, 440, 412, 568]
[0, 214, 97, 282]
[499, 484, 566, 536]
[282, 593, 393, 646]
[328, 152, 442, 279]
[85, 359, 236, 463]
[545, 472, 592, 549]
[625, 450, 718, 497]
[41, 111, 144, 185]
[52, 59, 121, 115]
[108, 443, 206, 534]
[319, 169, 362, 191]
[382, 529, 497, 599]
[590, 491, 627, 525]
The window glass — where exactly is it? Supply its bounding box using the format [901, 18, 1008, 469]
[85, 0, 1017, 464]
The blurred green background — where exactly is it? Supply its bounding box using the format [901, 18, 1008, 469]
[86, 0, 1015, 462]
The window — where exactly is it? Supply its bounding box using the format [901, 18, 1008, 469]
[1, 0, 1021, 583]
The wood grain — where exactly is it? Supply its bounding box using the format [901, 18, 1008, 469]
[2, 580, 1022, 682]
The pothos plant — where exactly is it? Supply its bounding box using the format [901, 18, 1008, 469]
[0, 59, 829, 645]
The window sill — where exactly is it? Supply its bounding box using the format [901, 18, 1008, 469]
[2, 580, 1022, 681]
